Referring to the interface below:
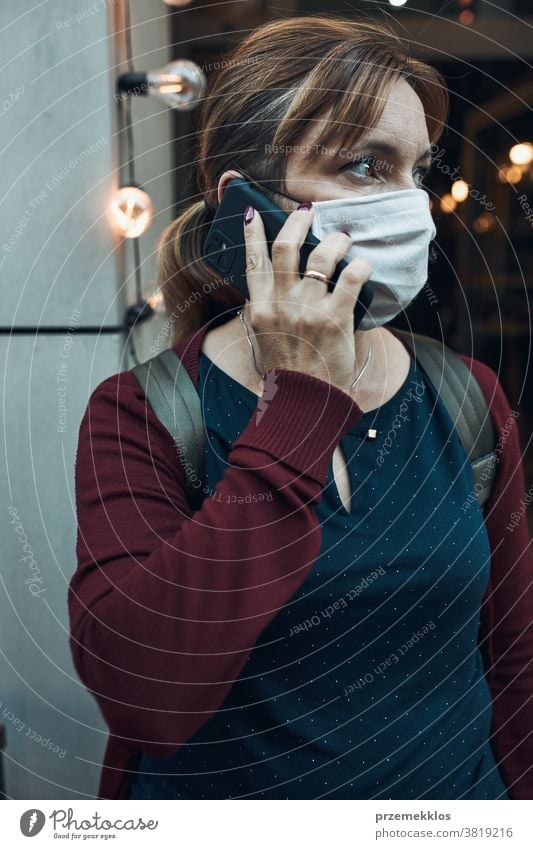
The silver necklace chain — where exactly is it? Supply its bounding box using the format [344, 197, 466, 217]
[237, 308, 372, 391]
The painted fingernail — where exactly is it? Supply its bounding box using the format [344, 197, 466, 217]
[297, 201, 312, 210]
[244, 205, 255, 225]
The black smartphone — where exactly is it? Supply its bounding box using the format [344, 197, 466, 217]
[202, 177, 373, 331]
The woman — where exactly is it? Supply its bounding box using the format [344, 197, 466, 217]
[69, 15, 533, 800]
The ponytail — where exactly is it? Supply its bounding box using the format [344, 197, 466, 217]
[157, 199, 244, 344]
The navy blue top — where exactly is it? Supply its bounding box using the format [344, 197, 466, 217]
[128, 345, 508, 800]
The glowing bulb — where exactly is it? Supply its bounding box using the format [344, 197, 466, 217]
[498, 165, 523, 184]
[388, 0, 408, 6]
[111, 186, 154, 238]
[451, 180, 469, 202]
[118, 60, 206, 111]
[459, 10, 475, 24]
[505, 165, 523, 184]
[473, 213, 496, 234]
[147, 291, 166, 313]
[147, 60, 206, 110]
[509, 143, 533, 166]
[440, 193, 456, 214]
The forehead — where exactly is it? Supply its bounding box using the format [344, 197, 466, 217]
[291, 77, 430, 164]
[370, 78, 429, 146]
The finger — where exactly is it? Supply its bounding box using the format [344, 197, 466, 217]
[242, 206, 273, 306]
[301, 231, 354, 300]
[329, 255, 373, 315]
[269, 203, 315, 294]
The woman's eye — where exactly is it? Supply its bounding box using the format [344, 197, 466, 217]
[343, 156, 380, 181]
[414, 165, 431, 186]
[342, 156, 432, 186]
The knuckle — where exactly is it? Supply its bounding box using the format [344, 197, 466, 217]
[340, 269, 363, 287]
[332, 282, 357, 303]
[343, 257, 372, 282]
[271, 238, 293, 259]
[248, 305, 270, 328]
[245, 251, 267, 273]
[307, 247, 332, 266]
[297, 311, 321, 331]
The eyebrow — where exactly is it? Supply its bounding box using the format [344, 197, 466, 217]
[337, 140, 433, 163]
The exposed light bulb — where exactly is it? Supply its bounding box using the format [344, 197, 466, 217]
[112, 186, 154, 238]
[388, 0, 408, 6]
[459, 10, 475, 24]
[440, 193, 456, 214]
[147, 291, 166, 313]
[451, 180, 469, 202]
[117, 61, 206, 111]
[497, 164, 523, 185]
[505, 165, 523, 184]
[473, 213, 496, 234]
[147, 60, 206, 110]
[509, 143, 533, 166]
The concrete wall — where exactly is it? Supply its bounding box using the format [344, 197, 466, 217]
[1, 0, 174, 799]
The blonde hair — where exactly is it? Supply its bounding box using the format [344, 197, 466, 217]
[157, 13, 448, 342]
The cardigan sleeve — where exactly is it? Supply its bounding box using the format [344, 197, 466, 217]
[463, 355, 533, 800]
[68, 366, 362, 758]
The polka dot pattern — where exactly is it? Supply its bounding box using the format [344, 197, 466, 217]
[128, 351, 508, 800]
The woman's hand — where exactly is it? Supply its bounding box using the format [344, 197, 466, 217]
[242, 203, 372, 394]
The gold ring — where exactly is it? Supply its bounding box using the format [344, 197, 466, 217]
[304, 269, 330, 286]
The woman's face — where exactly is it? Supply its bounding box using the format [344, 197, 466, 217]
[218, 77, 433, 207]
[284, 77, 433, 205]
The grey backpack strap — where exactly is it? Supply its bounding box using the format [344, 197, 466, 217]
[130, 348, 205, 512]
[394, 330, 496, 511]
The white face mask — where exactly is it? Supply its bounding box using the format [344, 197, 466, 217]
[309, 188, 436, 330]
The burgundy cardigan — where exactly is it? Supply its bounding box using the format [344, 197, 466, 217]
[68, 320, 533, 800]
